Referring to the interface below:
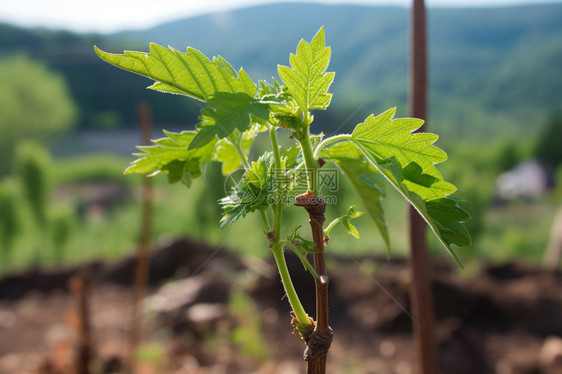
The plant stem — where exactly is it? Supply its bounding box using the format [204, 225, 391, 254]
[307, 208, 329, 334]
[298, 126, 318, 195]
[260, 210, 271, 232]
[259, 208, 308, 325]
[295, 127, 333, 373]
[281, 240, 319, 280]
[267, 126, 311, 327]
[271, 241, 310, 325]
[273, 204, 283, 243]
[313, 134, 352, 159]
[270, 127, 283, 174]
[231, 137, 251, 171]
[270, 128, 284, 238]
[298, 194, 332, 374]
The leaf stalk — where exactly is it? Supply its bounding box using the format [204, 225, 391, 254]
[230, 137, 251, 171]
[271, 241, 310, 326]
[313, 134, 352, 159]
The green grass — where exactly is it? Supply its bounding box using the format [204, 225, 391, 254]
[475, 198, 557, 263]
[53, 153, 132, 184]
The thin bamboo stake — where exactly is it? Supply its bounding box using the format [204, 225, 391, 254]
[409, 1, 439, 373]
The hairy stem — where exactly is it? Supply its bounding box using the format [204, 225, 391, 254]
[313, 134, 352, 159]
[270, 127, 284, 237]
[271, 241, 310, 325]
[270, 127, 283, 175]
[267, 126, 311, 327]
[281, 240, 319, 280]
[299, 126, 318, 195]
[259, 210, 308, 326]
[260, 210, 271, 232]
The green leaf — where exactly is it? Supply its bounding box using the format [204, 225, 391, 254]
[321, 141, 389, 248]
[219, 179, 266, 227]
[189, 93, 274, 150]
[278, 26, 335, 111]
[219, 152, 276, 227]
[351, 107, 456, 200]
[189, 125, 216, 150]
[96, 44, 269, 140]
[214, 140, 242, 176]
[214, 129, 257, 175]
[213, 55, 237, 77]
[161, 159, 201, 187]
[287, 225, 317, 254]
[258, 79, 289, 101]
[204, 92, 271, 138]
[402, 162, 439, 188]
[95, 44, 256, 101]
[426, 198, 471, 247]
[341, 218, 360, 239]
[347, 109, 471, 264]
[282, 144, 301, 169]
[125, 130, 215, 187]
[324, 205, 364, 240]
[345, 205, 364, 219]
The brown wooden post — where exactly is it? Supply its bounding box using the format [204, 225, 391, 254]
[130, 102, 154, 365]
[68, 272, 92, 374]
[409, 1, 439, 373]
[544, 207, 562, 269]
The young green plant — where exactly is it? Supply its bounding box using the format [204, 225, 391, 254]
[95, 26, 471, 373]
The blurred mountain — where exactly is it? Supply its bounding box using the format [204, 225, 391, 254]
[1, 3, 561, 138]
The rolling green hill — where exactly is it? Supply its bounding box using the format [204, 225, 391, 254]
[1, 3, 561, 139]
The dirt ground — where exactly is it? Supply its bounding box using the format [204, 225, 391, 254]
[0, 238, 561, 374]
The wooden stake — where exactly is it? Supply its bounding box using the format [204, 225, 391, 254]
[544, 207, 562, 269]
[68, 272, 92, 374]
[409, 1, 439, 373]
[130, 102, 154, 365]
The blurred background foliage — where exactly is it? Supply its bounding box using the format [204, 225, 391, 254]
[0, 2, 561, 274]
[0, 54, 76, 174]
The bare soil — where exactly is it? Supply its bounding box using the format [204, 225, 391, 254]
[0, 238, 561, 374]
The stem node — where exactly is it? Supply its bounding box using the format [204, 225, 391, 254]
[294, 191, 326, 218]
[304, 328, 333, 362]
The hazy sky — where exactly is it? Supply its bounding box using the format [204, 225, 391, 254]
[0, 0, 559, 33]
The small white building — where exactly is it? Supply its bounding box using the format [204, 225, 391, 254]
[495, 159, 551, 200]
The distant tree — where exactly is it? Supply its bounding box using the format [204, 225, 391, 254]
[492, 137, 523, 172]
[0, 179, 20, 267]
[13, 141, 52, 227]
[0, 54, 76, 174]
[534, 112, 562, 169]
[50, 206, 74, 263]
